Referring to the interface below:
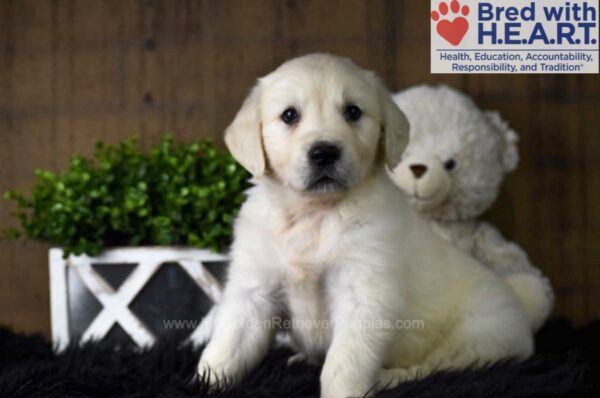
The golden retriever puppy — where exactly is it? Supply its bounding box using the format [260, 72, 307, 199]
[197, 53, 532, 398]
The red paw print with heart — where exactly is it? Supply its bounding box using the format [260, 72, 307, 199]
[432, 0, 470, 46]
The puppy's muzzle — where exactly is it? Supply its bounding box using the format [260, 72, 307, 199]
[306, 141, 345, 193]
[308, 141, 341, 168]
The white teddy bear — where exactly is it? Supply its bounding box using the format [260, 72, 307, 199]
[389, 84, 553, 332]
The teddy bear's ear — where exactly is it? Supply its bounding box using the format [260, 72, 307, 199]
[485, 110, 519, 173]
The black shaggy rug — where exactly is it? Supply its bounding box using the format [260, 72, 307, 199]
[0, 319, 598, 398]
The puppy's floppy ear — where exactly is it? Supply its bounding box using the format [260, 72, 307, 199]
[224, 85, 266, 177]
[380, 87, 410, 169]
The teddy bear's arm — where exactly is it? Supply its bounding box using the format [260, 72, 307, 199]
[473, 222, 554, 329]
[472, 222, 537, 275]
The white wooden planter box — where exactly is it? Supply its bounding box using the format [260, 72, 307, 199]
[49, 247, 228, 351]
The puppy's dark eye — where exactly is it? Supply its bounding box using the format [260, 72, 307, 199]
[281, 107, 300, 125]
[444, 159, 457, 171]
[343, 104, 362, 122]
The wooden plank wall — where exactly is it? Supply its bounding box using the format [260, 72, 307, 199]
[0, 0, 598, 337]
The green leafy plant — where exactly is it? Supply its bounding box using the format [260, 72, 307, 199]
[3, 136, 250, 257]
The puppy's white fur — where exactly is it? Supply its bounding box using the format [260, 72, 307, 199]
[198, 54, 532, 398]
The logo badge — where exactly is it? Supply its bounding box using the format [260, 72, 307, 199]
[431, 0, 599, 74]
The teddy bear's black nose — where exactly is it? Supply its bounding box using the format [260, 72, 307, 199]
[410, 164, 428, 179]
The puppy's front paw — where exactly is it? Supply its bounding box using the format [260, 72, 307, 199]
[320, 373, 371, 398]
[197, 357, 237, 388]
[376, 367, 419, 390]
[197, 359, 222, 387]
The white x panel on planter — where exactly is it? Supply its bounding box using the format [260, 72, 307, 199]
[49, 247, 228, 351]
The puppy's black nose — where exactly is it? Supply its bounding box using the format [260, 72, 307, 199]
[410, 164, 428, 179]
[308, 142, 341, 167]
